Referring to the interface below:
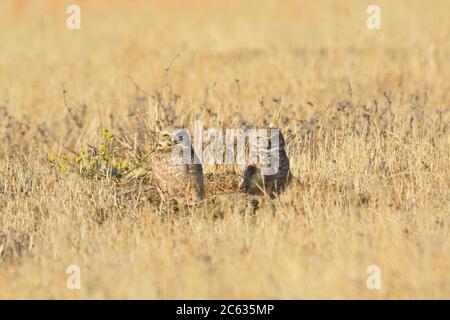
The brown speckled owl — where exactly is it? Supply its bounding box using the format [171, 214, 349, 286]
[240, 128, 292, 197]
[151, 128, 205, 203]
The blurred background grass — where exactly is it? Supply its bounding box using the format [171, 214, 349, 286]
[0, 0, 449, 299]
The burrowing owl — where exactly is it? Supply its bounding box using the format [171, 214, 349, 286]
[240, 128, 292, 197]
[151, 128, 205, 203]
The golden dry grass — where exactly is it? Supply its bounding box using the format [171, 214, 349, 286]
[0, 0, 449, 299]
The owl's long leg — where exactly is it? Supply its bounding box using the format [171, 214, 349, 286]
[158, 198, 164, 214]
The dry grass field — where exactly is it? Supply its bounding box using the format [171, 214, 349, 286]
[0, 0, 449, 299]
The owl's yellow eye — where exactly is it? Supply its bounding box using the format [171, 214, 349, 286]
[162, 133, 171, 139]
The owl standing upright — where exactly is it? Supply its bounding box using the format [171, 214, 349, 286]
[151, 128, 205, 203]
[240, 128, 292, 197]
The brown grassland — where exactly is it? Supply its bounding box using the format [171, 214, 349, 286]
[0, 0, 449, 299]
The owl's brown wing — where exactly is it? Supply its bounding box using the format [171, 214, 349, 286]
[188, 162, 205, 200]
